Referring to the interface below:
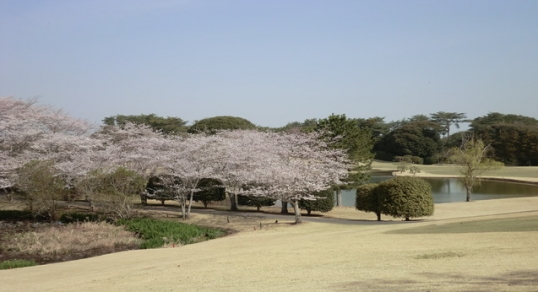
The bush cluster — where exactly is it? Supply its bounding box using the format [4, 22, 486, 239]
[117, 218, 225, 248]
[142, 175, 180, 205]
[238, 195, 276, 211]
[59, 212, 100, 223]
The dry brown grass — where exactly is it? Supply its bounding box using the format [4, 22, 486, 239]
[2, 197, 538, 291]
[1, 221, 141, 264]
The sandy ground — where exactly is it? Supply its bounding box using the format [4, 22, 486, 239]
[2, 196, 538, 292]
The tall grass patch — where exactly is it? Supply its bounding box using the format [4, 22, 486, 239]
[1, 221, 141, 264]
[0, 259, 37, 269]
[117, 218, 225, 249]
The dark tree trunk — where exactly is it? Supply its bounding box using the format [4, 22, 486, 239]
[281, 201, 289, 214]
[229, 193, 238, 211]
[376, 212, 381, 221]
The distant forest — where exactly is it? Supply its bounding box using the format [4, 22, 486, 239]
[103, 112, 538, 167]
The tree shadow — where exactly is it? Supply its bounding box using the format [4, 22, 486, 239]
[331, 270, 538, 291]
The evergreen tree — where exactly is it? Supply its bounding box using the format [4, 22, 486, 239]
[315, 114, 375, 205]
[299, 188, 335, 215]
[192, 178, 226, 208]
[103, 114, 188, 135]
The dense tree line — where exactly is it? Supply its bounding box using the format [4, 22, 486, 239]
[470, 113, 538, 166]
[104, 110, 538, 169]
[103, 114, 188, 135]
[276, 111, 537, 166]
[103, 114, 256, 135]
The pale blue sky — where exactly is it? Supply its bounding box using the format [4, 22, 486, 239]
[1, 0, 537, 127]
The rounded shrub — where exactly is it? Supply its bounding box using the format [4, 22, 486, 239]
[375, 177, 434, 221]
[299, 188, 335, 215]
[410, 156, 424, 164]
[355, 183, 382, 221]
[144, 175, 180, 205]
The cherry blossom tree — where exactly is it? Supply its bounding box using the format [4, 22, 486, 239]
[91, 122, 168, 175]
[212, 130, 350, 223]
[152, 134, 223, 219]
[71, 123, 171, 211]
[1, 97, 92, 189]
[77, 167, 147, 219]
[210, 130, 277, 211]
[256, 132, 349, 223]
[1, 97, 350, 225]
[1, 98, 155, 216]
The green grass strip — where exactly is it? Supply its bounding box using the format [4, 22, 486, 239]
[0, 259, 37, 270]
[388, 215, 538, 234]
[117, 218, 225, 249]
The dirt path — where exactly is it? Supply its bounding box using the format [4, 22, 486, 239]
[2, 197, 538, 291]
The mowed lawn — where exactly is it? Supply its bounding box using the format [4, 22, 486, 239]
[2, 197, 538, 292]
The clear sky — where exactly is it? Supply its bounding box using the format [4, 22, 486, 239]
[1, 0, 537, 128]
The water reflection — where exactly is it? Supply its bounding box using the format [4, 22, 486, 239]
[339, 176, 538, 206]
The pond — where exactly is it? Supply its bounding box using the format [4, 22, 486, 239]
[338, 175, 538, 206]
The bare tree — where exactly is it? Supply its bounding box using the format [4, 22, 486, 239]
[15, 160, 66, 221]
[449, 137, 503, 201]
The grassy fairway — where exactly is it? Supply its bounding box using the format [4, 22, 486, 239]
[2, 197, 538, 291]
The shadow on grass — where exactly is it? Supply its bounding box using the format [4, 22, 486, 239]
[386, 215, 538, 234]
[332, 270, 538, 292]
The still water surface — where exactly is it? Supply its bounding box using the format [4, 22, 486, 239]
[339, 175, 538, 206]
